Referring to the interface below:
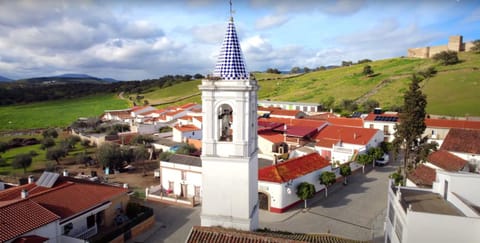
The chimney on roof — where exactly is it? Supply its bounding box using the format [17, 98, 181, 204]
[28, 175, 35, 184]
[21, 189, 28, 199]
[63, 169, 69, 177]
[354, 133, 357, 140]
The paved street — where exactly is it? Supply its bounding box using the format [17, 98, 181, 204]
[131, 159, 398, 243]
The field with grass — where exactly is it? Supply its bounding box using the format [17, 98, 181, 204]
[0, 94, 129, 131]
[0, 133, 95, 177]
[137, 52, 479, 117]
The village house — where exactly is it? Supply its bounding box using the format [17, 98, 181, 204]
[257, 100, 322, 113]
[385, 171, 480, 243]
[407, 150, 468, 188]
[258, 152, 332, 213]
[424, 118, 480, 146]
[440, 128, 480, 172]
[363, 109, 399, 142]
[0, 172, 130, 242]
[314, 125, 384, 164]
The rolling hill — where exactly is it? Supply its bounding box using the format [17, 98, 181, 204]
[0, 75, 12, 82]
[140, 52, 480, 117]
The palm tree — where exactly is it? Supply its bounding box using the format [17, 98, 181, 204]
[319, 171, 336, 197]
[296, 182, 315, 209]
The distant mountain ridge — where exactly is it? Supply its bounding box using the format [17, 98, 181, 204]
[0, 75, 12, 82]
[14, 73, 120, 85]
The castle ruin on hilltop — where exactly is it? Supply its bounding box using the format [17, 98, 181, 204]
[408, 35, 475, 58]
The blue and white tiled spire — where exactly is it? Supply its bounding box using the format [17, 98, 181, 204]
[212, 18, 248, 80]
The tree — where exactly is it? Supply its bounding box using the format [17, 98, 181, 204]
[63, 135, 81, 150]
[362, 65, 374, 76]
[0, 142, 7, 154]
[339, 99, 358, 112]
[321, 96, 335, 111]
[296, 182, 315, 209]
[46, 147, 67, 165]
[362, 99, 379, 113]
[357, 59, 372, 64]
[266, 68, 281, 74]
[432, 50, 459, 65]
[341, 61, 353, 67]
[357, 154, 372, 173]
[319, 171, 336, 197]
[133, 145, 148, 175]
[470, 39, 480, 54]
[42, 128, 58, 139]
[303, 67, 311, 73]
[392, 74, 427, 185]
[176, 143, 197, 155]
[339, 164, 352, 184]
[96, 143, 121, 170]
[417, 67, 437, 80]
[130, 135, 155, 145]
[40, 137, 56, 150]
[193, 73, 205, 79]
[290, 66, 301, 74]
[12, 153, 32, 174]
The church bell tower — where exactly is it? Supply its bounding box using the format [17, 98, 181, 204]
[199, 12, 259, 231]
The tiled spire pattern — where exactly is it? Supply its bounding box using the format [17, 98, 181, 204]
[212, 18, 248, 80]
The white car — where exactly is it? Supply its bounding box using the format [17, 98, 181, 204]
[375, 153, 389, 166]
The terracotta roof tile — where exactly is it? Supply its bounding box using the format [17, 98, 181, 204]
[258, 153, 330, 183]
[186, 226, 369, 243]
[326, 117, 364, 127]
[259, 130, 285, 144]
[425, 118, 480, 130]
[0, 200, 59, 242]
[258, 118, 327, 129]
[441, 128, 480, 154]
[315, 138, 339, 148]
[31, 181, 128, 219]
[408, 164, 436, 187]
[179, 103, 199, 110]
[427, 150, 467, 171]
[174, 124, 200, 132]
[272, 125, 318, 138]
[313, 125, 379, 145]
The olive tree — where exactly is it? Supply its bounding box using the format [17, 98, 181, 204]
[12, 153, 32, 174]
[319, 171, 336, 197]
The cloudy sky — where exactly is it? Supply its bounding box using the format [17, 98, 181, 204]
[0, 0, 479, 81]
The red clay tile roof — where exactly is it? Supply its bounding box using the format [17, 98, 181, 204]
[258, 153, 330, 183]
[186, 226, 368, 243]
[31, 181, 128, 220]
[327, 117, 364, 127]
[441, 128, 480, 154]
[174, 124, 200, 132]
[313, 125, 379, 145]
[315, 138, 340, 148]
[258, 117, 327, 129]
[193, 116, 203, 122]
[0, 200, 60, 242]
[307, 112, 337, 120]
[258, 121, 284, 130]
[259, 130, 285, 144]
[408, 164, 436, 187]
[273, 125, 318, 138]
[425, 118, 480, 130]
[427, 150, 467, 171]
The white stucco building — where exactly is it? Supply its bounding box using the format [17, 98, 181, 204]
[258, 152, 332, 213]
[199, 15, 259, 231]
[385, 171, 480, 243]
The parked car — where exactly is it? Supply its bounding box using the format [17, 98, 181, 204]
[375, 153, 389, 166]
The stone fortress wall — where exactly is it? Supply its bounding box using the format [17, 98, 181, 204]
[408, 35, 475, 58]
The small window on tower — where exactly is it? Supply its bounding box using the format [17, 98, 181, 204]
[218, 104, 233, 141]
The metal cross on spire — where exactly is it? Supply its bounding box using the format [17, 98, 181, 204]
[229, 0, 235, 20]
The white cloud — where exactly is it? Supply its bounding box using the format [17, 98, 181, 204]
[250, 0, 366, 15]
[190, 23, 226, 44]
[255, 14, 289, 30]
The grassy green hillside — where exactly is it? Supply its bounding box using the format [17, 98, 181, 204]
[0, 94, 129, 131]
[138, 52, 479, 117]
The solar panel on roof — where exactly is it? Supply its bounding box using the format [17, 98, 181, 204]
[36, 172, 60, 188]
